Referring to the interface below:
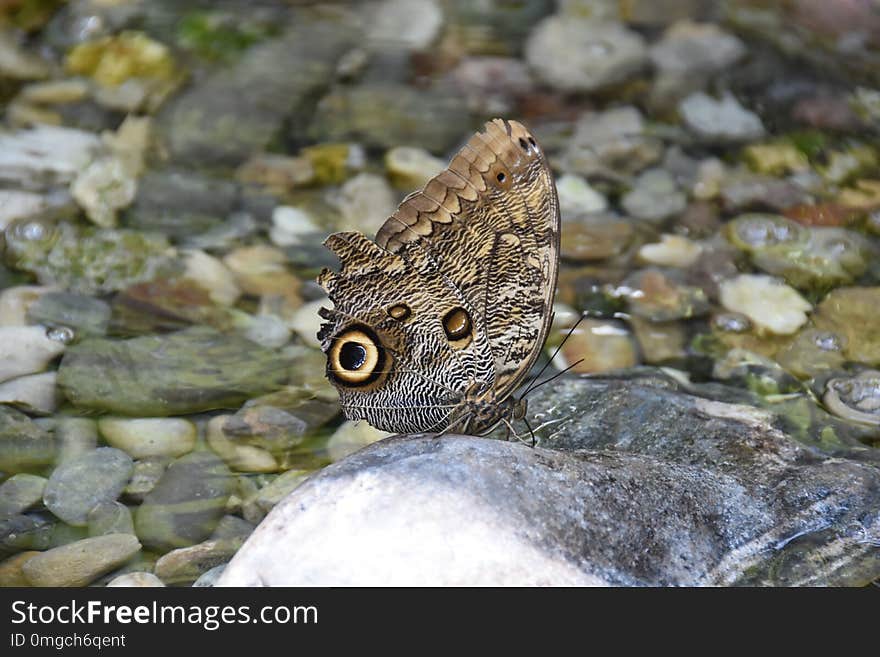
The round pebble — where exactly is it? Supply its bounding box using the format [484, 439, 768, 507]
[87, 501, 135, 537]
[719, 274, 812, 335]
[43, 447, 134, 526]
[98, 417, 197, 459]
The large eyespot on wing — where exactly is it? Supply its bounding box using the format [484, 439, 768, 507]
[326, 325, 390, 389]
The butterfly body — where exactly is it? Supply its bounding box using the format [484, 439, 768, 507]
[317, 118, 559, 435]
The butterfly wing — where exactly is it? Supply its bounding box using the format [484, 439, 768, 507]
[375, 118, 560, 401]
[318, 118, 559, 433]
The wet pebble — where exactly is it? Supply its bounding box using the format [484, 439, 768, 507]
[43, 447, 134, 526]
[268, 206, 322, 248]
[181, 250, 241, 307]
[0, 474, 47, 519]
[561, 106, 663, 178]
[650, 20, 745, 75]
[87, 501, 135, 537]
[0, 405, 55, 473]
[22, 534, 141, 587]
[639, 234, 703, 268]
[0, 326, 66, 383]
[0, 371, 60, 414]
[134, 451, 234, 553]
[719, 274, 812, 335]
[0, 551, 41, 586]
[330, 172, 396, 236]
[106, 571, 165, 587]
[254, 470, 312, 513]
[622, 168, 687, 223]
[556, 174, 608, 216]
[71, 156, 137, 228]
[561, 215, 634, 262]
[525, 17, 646, 92]
[812, 287, 880, 365]
[98, 417, 197, 460]
[776, 329, 846, 379]
[289, 298, 327, 349]
[154, 536, 245, 586]
[207, 416, 279, 473]
[26, 291, 111, 338]
[621, 269, 710, 321]
[629, 317, 687, 365]
[367, 0, 443, 51]
[679, 92, 765, 142]
[192, 564, 226, 587]
[222, 245, 302, 304]
[0, 125, 101, 188]
[123, 457, 169, 503]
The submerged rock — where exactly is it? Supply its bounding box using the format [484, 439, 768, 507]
[0, 405, 55, 473]
[3, 219, 177, 295]
[43, 447, 133, 526]
[525, 17, 646, 92]
[719, 274, 811, 335]
[679, 92, 765, 142]
[57, 327, 289, 416]
[134, 451, 234, 553]
[812, 287, 880, 365]
[217, 376, 880, 586]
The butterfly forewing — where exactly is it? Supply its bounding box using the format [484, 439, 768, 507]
[318, 118, 560, 433]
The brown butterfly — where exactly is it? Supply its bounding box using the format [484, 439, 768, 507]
[317, 118, 560, 436]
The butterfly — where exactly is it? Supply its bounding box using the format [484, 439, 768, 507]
[317, 118, 560, 436]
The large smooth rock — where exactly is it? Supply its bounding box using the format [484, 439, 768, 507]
[219, 375, 880, 586]
[57, 327, 289, 416]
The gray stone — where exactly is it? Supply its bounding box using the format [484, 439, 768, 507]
[679, 91, 766, 142]
[219, 376, 880, 586]
[0, 474, 47, 519]
[22, 534, 141, 587]
[154, 537, 245, 586]
[621, 168, 687, 222]
[561, 106, 664, 179]
[159, 16, 356, 167]
[123, 458, 168, 502]
[43, 447, 134, 526]
[0, 405, 55, 473]
[26, 292, 111, 338]
[0, 513, 55, 555]
[134, 451, 234, 553]
[525, 17, 646, 92]
[650, 21, 746, 74]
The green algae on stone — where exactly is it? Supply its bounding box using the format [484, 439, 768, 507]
[812, 287, 880, 366]
[177, 10, 278, 63]
[0, 405, 55, 473]
[57, 326, 289, 416]
[3, 219, 178, 295]
[134, 451, 234, 553]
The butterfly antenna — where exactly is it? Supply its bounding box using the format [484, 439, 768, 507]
[522, 357, 585, 398]
[520, 313, 587, 398]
